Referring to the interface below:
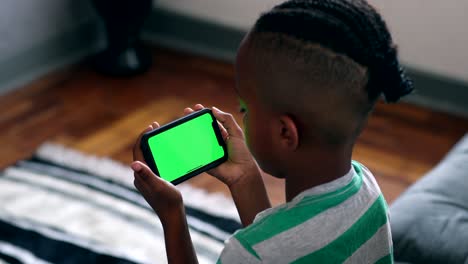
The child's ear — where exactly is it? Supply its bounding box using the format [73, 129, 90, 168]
[278, 114, 299, 151]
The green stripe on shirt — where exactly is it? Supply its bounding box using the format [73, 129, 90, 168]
[375, 254, 393, 264]
[291, 195, 389, 263]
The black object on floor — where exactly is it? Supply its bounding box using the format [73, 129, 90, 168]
[92, 0, 153, 77]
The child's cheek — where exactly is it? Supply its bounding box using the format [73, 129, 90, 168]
[244, 116, 275, 174]
[243, 115, 252, 150]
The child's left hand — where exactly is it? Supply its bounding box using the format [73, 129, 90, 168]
[132, 122, 183, 224]
[132, 123, 198, 264]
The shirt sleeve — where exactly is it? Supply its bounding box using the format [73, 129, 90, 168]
[217, 236, 261, 264]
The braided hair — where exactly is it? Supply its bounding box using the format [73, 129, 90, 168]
[251, 0, 414, 103]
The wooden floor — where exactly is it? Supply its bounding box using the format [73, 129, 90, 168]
[1, 46, 468, 206]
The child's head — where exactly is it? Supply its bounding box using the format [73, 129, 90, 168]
[236, 0, 413, 176]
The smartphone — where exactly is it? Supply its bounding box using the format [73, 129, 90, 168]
[140, 108, 228, 185]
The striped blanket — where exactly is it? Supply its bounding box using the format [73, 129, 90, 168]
[0, 143, 241, 264]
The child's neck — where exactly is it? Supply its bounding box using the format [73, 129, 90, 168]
[284, 146, 353, 202]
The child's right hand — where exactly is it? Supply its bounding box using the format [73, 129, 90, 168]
[184, 104, 260, 188]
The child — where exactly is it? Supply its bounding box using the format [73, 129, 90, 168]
[131, 0, 413, 263]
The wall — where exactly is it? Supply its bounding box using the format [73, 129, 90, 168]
[369, 0, 468, 84]
[0, 0, 99, 94]
[154, 0, 468, 84]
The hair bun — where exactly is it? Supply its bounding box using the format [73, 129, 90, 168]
[370, 50, 414, 103]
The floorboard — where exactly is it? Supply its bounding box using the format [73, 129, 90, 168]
[1, 46, 467, 206]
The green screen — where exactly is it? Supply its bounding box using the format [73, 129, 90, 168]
[147, 113, 224, 182]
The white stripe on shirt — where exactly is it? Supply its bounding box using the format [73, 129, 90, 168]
[220, 237, 261, 264]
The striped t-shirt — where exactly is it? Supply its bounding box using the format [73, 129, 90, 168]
[218, 161, 393, 263]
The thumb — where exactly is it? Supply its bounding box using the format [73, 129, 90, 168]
[212, 106, 243, 138]
[131, 161, 178, 198]
[131, 161, 158, 183]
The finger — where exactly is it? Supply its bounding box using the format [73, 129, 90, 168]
[131, 161, 158, 182]
[131, 161, 172, 194]
[185, 105, 227, 139]
[193, 104, 204, 111]
[217, 120, 229, 140]
[133, 125, 153, 161]
[212, 106, 244, 138]
[133, 174, 155, 197]
[133, 175, 144, 192]
[184, 107, 195, 115]
[151, 122, 160, 129]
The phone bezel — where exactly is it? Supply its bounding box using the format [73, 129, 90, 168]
[140, 108, 228, 185]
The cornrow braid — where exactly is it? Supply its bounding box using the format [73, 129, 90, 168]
[252, 0, 414, 103]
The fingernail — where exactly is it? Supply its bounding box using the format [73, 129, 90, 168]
[212, 106, 220, 112]
[131, 162, 142, 172]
